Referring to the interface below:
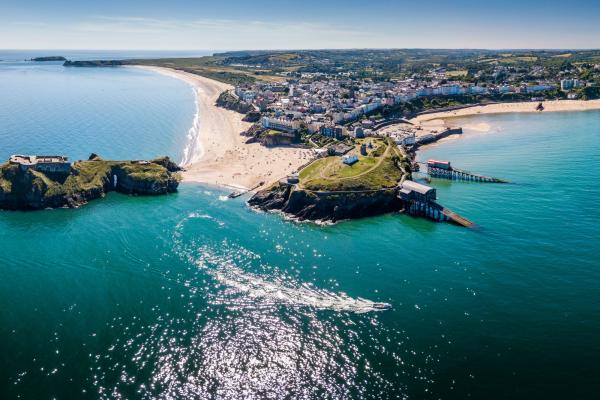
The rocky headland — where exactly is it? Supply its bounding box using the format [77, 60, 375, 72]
[215, 90, 254, 114]
[0, 155, 181, 210]
[63, 60, 123, 67]
[248, 138, 412, 223]
[248, 182, 402, 223]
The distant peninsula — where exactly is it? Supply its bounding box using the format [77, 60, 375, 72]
[0, 154, 181, 210]
[63, 60, 123, 67]
[31, 56, 67, 62]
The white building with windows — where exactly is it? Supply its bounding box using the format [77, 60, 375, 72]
[561, 79, 583, 91]
[342, 154, 359, 165]
[261, 117, 300, 132]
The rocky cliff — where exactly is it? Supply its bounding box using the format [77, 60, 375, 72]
[248, 182, 403, 223]
[215, 90, 253, 114]
[0, 155, 180, 210]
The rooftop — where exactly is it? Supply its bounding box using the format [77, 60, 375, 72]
[401, 180, 435, 195]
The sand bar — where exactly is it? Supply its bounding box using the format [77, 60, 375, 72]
[135, 66, 314, 190]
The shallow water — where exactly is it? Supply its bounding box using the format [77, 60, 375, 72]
[1, 59, 599, 399]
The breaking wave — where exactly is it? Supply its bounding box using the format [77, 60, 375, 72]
[180, 88, 203, 166]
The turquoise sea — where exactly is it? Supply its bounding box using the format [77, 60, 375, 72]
[1, 54, 599, 399]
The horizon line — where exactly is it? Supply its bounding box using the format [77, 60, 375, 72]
[2, 47, 600, 52]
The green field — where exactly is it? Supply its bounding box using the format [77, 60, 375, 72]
[73, 48, 600, 86]
[298, 138, 409, 191]
[446, 70, 468, 77]
[124, 57, 285, 85]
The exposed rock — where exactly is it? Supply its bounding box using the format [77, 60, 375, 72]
[260, 132, 297, 147]
[215, 90, 253, 114]
[150, 156, 183, 172]
[248, 182, 402, 223]
[112, 165, 179, 195]
[242, 124, 263, 137]
[0, 156, 180, 211]
[243, 110, 262, 122]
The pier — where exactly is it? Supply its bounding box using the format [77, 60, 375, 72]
[420, 160, 508, 183]
[405, 198, 474, 228]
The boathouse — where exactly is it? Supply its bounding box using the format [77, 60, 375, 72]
[398, 180, 437, 202]
[427, 159, 451, 170]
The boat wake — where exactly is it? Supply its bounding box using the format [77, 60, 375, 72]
[206, 257, 391, 313]
[173, 213, 390, 314]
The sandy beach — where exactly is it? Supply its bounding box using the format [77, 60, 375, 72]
[410, 99, 600, 128]
[135, 66, 314, 190]
[400, 99, 600, 145]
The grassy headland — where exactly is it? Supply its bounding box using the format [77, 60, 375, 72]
[298, 138, 410, 191]
[0, 156, 181, 210]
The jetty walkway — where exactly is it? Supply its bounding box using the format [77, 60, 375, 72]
[418, 160, 508, 183]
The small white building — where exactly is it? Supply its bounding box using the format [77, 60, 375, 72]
[9, 154, 71, 173]
[561, 79, 582, 91]
[342, 154, 359, 165]
[395, 132, 416, 146]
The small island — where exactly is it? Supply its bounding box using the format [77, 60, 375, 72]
[31, 56, 67, 62]
[0, 154, 181, 210]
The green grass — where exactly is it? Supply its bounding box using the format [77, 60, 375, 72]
[265, 129, 286, 136]
[0, 164, 15, 191]
[446, 70, 468, 77]
[298, 139, 407, 191]
[334, 157, 378, 177]
[0, 159, 179, 200]
[127, 56, 285, 85]
[301, 157, 403, 191]
[120, 163, 173, 182]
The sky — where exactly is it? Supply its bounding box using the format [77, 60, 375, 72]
[1, 0, 600, 50]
